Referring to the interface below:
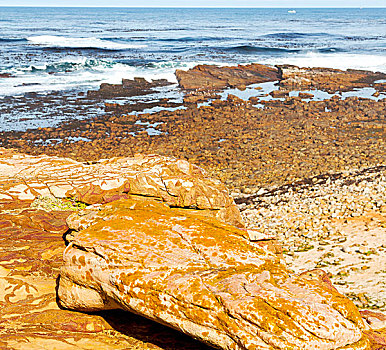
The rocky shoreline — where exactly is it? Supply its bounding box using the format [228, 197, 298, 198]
[236, 165, 386, 311]
[0, 63, 385, 349]
[1, 64, 385, 192]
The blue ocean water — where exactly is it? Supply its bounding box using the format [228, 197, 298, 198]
[0, 7, 385, 96]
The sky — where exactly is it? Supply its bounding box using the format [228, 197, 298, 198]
[0, 0, 384, 7]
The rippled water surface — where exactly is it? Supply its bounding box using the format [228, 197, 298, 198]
[0, 7, 385, 96]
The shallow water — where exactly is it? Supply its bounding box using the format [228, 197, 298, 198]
[1, 7, 386, 132]
[1, 79, 385, 133]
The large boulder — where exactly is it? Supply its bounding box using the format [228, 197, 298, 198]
[59, 195, 374, 350]
[176, 64, 279, 90]
[0, 205, 213, 349]
[0, 148, 244, 349]
[1, 148, 385, 349]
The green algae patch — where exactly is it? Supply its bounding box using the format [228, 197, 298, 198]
[31, 195, 87, 212]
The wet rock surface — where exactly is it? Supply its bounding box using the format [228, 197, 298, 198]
[1, 64, 384, 193]
[0, 149, 241, 349]
[87, 77, 172, 99]
[3, 86, 384, 192]
[278, 65, 386, 93]
[176, 63, 280, 90]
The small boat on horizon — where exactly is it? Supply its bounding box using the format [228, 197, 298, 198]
[288, 10, 297, 14]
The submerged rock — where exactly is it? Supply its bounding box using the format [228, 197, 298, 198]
[59, 195, 374, 350]
[87, 77, 172, 99]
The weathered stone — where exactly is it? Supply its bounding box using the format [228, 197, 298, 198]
[59, 196, 374, 350]
[87, 77, 171, 99]
[176, 64, 279, 90]
[0, 206, 211, 350]
[361, 310, 386, 331]
[0, 150, 241, 350]
[0, 148, 243, 228]
[278, 65, 386, 93]
[269, 89, 289, 98]
[361, 311, 386, 349]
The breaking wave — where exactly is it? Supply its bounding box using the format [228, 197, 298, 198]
[0, 58, 201, 96]
[27, 35, 146, 50]
[223, 45, 343, 54]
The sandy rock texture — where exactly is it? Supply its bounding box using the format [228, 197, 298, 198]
[60, 195, 373, 350]
[0, 148, 243, 350]
[0, 205, 211, 350]
[278, 65, 386, 93]
[0, 148, 243, 228]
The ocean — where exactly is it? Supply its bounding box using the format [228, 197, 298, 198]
[0, 7, 386, 97]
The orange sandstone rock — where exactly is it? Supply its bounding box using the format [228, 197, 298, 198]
[0, 148, 242, 349]
[59, 196, 372, 350]
[0, 204, 210, 349]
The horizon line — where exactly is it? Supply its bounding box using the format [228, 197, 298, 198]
[0, 5, 385, 8]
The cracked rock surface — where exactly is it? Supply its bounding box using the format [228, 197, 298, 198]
[0, 147, 243, 228]
[0, 148, 242, 350]
[60, 195, 377, 350]
[1, 147, 385, 349]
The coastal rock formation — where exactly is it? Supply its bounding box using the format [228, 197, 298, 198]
[1, 60, 386, 349]
[0, 202, 212, 349]
[1, 148, 385, 349]
[0, 148, 242, 349]
[87, 77, 171, 99]
[59, 195, 375, 349]
[0, 148, 243, 228]
[176, 64, 279, 90]
[278, 65, 386, 93]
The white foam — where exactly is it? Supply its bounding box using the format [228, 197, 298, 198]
[27, 35, 146, 50]
[261, 52, 386, 73]
[2, 53, 385, 98]
[0, 58, 201, 96]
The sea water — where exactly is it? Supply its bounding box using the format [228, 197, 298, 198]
[0, 7, 385, 97]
